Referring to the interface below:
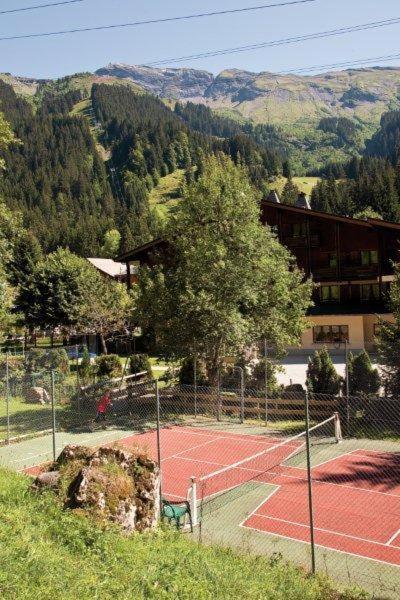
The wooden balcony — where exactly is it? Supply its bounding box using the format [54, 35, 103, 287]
[283, 234, 319, 248]
[312, 265, 379, 281]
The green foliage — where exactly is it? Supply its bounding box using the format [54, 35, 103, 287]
[377, 266, 400, 397]
[347, 351, 380, 397]
[179, 356, 208, 386]
[16, 248, 131, 349]
[79, 346, 92, 383]
[247, 358, 280, 393]
[365, 110, 400, 164]
[16, 248, 100, 330]
[306, 347, 342, 395]
[100, 229, 121, 258]
[136, 155, 312, 383]
[25, 348, 70, 376]
[95, 354, 122, 379]
[129, 353, 152, 377]
[0, 468, 364, 599]
[353, 207, 382, 221]
[0, 80, 115, 254]
[281, 178, 300, 205]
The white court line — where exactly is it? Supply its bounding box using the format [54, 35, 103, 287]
[161, 451, 400, 500]
[387, 528, 400, 546]
[249, 512, 397, 548]
[166, 426, 299, 449]
[238, 487, 280, 527]
[163, 437, 224, 461]
[310, 449, 360, 470]
[13, 430, 125, 465]
[239, 522, 400, 569]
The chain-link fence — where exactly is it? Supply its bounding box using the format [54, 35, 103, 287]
[1, 373, 399, 597]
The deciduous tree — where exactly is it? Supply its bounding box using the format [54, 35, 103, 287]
[136, 155, 312, 384]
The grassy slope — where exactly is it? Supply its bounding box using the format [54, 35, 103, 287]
[0, 469, 366, 600]
[149, 170, 185, 220]
[273, 176, 320, 196]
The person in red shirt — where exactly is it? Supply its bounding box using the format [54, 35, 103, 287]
[95, 390, 112, 422]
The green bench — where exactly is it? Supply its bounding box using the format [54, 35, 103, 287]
[161, 498, 193, 532]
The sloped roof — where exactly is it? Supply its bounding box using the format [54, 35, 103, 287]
[87, 258, 133, 278]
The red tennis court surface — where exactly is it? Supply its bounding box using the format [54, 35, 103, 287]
[118, 425, 400, 567]
[24, 425, 400, 566]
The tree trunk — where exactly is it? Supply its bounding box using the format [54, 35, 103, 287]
[100, 333, 108, 355]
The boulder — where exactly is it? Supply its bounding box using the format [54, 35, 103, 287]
[32, 444, 160, 533]
[25, 386, 50, 405]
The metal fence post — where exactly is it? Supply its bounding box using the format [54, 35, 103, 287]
[51, 371, 57, 462]
[6, 352, 10, 444]
[155, 379, 163, 517]
[239, 367, 244, 424]
[264, 339, 268, 424]
[305, 390, 316, 574]
[194, 353, 197, 419]
[217, 370, 221, 422]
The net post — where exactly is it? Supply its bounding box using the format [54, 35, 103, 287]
[305, 390, 316, 575]
[189, 476, 198, 526]
[334, 411, 342, 443]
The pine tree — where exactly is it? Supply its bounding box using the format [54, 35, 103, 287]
[281, 178, 300, 206]
[347, 350, 380, 397]
[306, 347, 341, 395]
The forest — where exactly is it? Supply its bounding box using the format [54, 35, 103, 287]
[1, 75, 400, 259]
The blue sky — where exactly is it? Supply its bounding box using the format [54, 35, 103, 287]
[2, 0, 400, 78]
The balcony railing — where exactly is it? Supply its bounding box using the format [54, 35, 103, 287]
[283, 234, 319, 248]
[312, 265, 379, 281]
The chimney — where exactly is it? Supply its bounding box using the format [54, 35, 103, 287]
[296, 192, 311, 210]
[266, 189, 280, 204]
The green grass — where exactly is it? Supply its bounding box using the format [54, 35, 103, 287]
[149, 170, 185, 220]
[272, 176, 320, 197]
[0, 397, 55, 442]
[0, 468, 366, 599]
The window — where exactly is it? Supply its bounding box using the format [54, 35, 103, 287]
[313, 325, 349, 344]
[360, 284, 380, 302]
[361, 250, 378, 266]
[320, 285, 340, 303]
[328, 253, 338, 268]
[292, 222, 307, 237]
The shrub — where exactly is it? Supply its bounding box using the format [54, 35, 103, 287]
[247, 359, 280, 394]
[348, 350, 381, 397]
[24, 348, 70, 377]
[306, 347, 342, 395]
[79, 347, 92, 384]
[129, 353, 152, 377]
[0, 355, 24, 379]
[95, 354, 122, 379]
[179, 356, 207, 385]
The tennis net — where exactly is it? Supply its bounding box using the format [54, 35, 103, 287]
[188, 413, 342, 525]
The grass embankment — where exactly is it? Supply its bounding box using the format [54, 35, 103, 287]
[0, 469, 366, 599]
[272, 176, 320, 197]
[149, 170, 185, 220]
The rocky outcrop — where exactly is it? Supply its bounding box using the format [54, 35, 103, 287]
[25, 386, 50, 404]
[33, 444, 160, 533]
[96, 64, 214, 98]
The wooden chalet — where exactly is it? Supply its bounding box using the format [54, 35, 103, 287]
[117, 191, 400, 353]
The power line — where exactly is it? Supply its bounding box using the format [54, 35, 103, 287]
[0, 0, 84, 15]
[0, 0, 318, 40]
[143, 16, 400, 66]
[282, 51, 400, 75]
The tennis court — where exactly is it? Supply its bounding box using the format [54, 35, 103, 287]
[114, 422, 400, 568]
